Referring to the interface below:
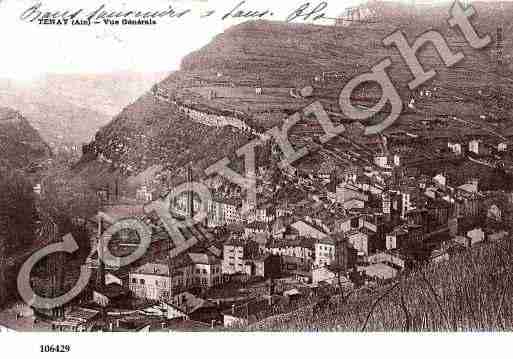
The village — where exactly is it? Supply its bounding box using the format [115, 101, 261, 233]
[3, 122, 508, 332]
[1, 0, 513, 336]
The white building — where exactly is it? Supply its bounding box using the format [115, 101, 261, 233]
[448, 142, 462, 155]
[136, 186, 153, 203]
[374, 155, 388, 168]
[312, 266, 352, 288]
[469, 140, 480, 155]
[346, 229, 371, 257]
[129, 253, 222, 301]
[222, 240, 259, 275]
[291, 221, 328, 240]
[314, 238, 335, 267]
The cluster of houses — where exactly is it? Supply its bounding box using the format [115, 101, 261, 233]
[31, 126, 512, 332]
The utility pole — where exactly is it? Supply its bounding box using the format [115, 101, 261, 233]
[168, 231, 173, 303]
[96, 215, 105, 292]
[186, 165, 194, 220]
[0, 231, 6, 308]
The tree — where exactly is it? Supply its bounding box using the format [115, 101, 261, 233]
[40, 171, 100, 235]
[0, 167, 38, 307]
[0, 168, 37, 253]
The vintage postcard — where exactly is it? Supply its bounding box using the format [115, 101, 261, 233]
[1, 0, 513, 352]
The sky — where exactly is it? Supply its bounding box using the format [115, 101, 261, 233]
[0, 0, 500, 81]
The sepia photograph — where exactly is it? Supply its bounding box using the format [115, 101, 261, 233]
[1, 0, 513, 355]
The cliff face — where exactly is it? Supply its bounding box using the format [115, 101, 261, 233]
[81, 2, 513, 184]
[0, 107, 51, 170]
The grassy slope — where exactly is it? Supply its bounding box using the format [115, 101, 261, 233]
[248, 236, 513, 331]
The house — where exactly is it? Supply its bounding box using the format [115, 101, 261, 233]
[346, 228, 373, 257]
[467, 228, 485, 245]
[448, 142, 462, 155]
[244, 221, 269, 238]
[243, 254, 281, 279]
[129, 252, 222, 300]
[266, 238, 314, 271]
[453, 228, 485, 248]
[344, 198, 366, 210]
[51, 307, 100, 332]
[427, 198, 453, 227]
[374, 155, 389, 168]
[292, 270, 312, 284]
[433, 173, 447, 187]
[333, 181, 368, 208]
[314, 237, 335, 267]
[136, 185, 153, 203]
[129, 262, 173, 301]
[458, 179, 479, 194]
[312, 266, 353, 288]
[385, 224, 424, 251]
[335, 215, 361, 233]
[206, 198, 241, 227]
[246, 203, 276, 223]
[386, 226, 408, 251]
[167, 292, 219, 324]
[453, 191, 480, 218]
[368, 252, 406, 270]
[291, 220, 328, 240]
[469, 139, 480, 155]
[92, 283, 129, 307]
[188, 252, 224, 288]
[222, 297, 285, 328]
[161, 302, 188, 320]
[222, 239, 259, 275]
[362, 263, 398, 281]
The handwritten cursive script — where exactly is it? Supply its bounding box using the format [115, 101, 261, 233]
[19, 1, 339, 24]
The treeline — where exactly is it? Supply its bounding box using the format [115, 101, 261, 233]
[0, 167, 38, 307]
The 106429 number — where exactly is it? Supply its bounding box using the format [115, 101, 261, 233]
[40, 345, 71, 353]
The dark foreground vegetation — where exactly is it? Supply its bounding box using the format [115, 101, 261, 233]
[247, 237, 513, 331]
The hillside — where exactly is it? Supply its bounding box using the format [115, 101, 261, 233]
[0, 107, 51, 170]
[80, 1, 513, 186]
[247, 235, 513, 331]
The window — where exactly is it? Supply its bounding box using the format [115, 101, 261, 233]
[140, 279, 145, 285]
[202, 269, 207, 275]
[196, 269, 201, 274]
